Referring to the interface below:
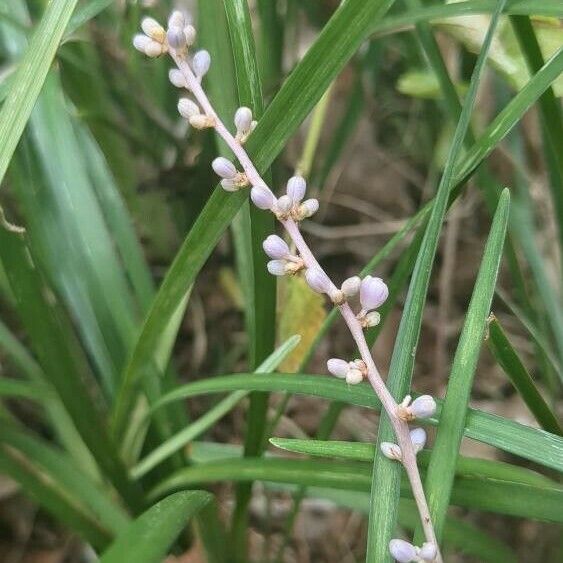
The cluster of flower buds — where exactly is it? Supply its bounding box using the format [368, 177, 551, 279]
[133, 12, 196, 58]
[327, 358, 367, 385]
[397, 394, 436, 421]
[177, 97, 215, 129]
[356, 275, 389, 328]
[263, 235, 304, 276]
[234, 107, 257, 144]
[166, 11, 196, 52]
[212, 157, 249, 191]
[380, 427, 426, 462]
[271, 176, 319, 221]
[389, 539, 437, 562]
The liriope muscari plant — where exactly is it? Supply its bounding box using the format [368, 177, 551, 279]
[134, 11, 441, 563]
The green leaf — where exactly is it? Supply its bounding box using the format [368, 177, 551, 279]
[0, 0, 78, 185]
[149, 373, 563, 472]
[150, 457, 563, 523]
[367, 3, 507, 559]
[487, 315, 563, 435]
[100, 491, 213, 563]
[111, 0, 397, 438]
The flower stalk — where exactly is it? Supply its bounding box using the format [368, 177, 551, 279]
[134, 12, 442, 562]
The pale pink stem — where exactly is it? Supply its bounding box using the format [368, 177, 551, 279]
[171, 50, 442, 563]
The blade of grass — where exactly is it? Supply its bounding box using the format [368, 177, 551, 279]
[99, 491, 213, 563]
[0, 0, 77, 185]
[487, 315, 563, 435]
[149, 373, 563, 472]
[367, 3, 507, 559]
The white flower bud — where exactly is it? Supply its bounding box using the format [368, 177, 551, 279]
[212, 157, 237, 179]
[418, 542, 437, 561]
[192, 50, 211, 78]
[341, 276, 361, 297]
[141, 17, 166, 42]
[275, 195, 292, 215]
[251, 185, 275, 210]
[345, 368, 363, 385]
[178, 98, 200, 119]
[189, 115, 215, 129]
[133, 34, 152, 53]
[410, 395, 436, 419]
[169, 69, 187, 88]
[220, 179, 238, 192]
[381, 442, 402, 461]
[286, 175, 306, 204]
[184, 25, 197, 46]
[145, 40, 165, 58]
[267, 260, 287, 277]
[263, 235, 290, 260]
[167, 26, 186, 49]
[305, 268, 330, 294]
[389, 539, 417, 562]
[365, 311, 381, 327]
[297, 198, 319, 219]
[168, 10, 185, 29]
[235, 107, 253, 135]
[360, 276, 389, 311]
[409, 428, 427, 454]
[327, 358, 349, 378]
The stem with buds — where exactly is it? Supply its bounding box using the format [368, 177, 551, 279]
[134, 12, 442, 563]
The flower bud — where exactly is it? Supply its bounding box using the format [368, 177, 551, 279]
[169, 69, 187, 88]
[212, 157, 237, 179]
[178, 98, 200, 119]
[381, 442, 402, 461]
[141, 17, 165, 42]
[297, 198, 319, 219]
[341, 276, 361, 297]
[167, 26, 186, 49]
[305, 268, 330, 294]
[389, 539, 417, 562]
[410, 395, 436, 419]
[418, 542, 437, 561]
[409, 428, 426, 453]
[346, 368, 363, 385]
[251, 185, 275, 210]
[189, 115, 214, 129]
[168, 10, 185, 29]
[287, 175, 306, 203]
[133, 34, 152, 53]
[220, 179, 238, 192]
[360, 276, 389, 311]
[267, 260, 287, 276]
[327, 358, 349, 378]
[235, 107, 253, 135]
[275, 195, 292, 215]
[263, 235, 290, 260]
[192, 50, 211, 78]
[365, 311, 381, 327]
[184, 25, 197, 46]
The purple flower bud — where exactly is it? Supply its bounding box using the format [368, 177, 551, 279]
[346, 368, 363, 385]
[341, 276, 361, 297]
[418, 542, 437, 561]
[220, 179, 238, 192]
[409, 428, 426, 453]
[360, 276, 389, 311]
[410, 395, 436, 419]
[263, 235, 290, 260]
[389, 539, 417, 562]
[178, 98, 200, 119]
[183, 25, 196, 46]
[267, 260, 287, 276]
[287, 175, 306, 203]
[275, 195, 292, 215]
[305, 268, 330, 294]
[234, 107, 253, 135]
[192, 50, 211, 77]
[212, 157, 237, 179]
[299, 198, 319, 218]
[141, 17, 165, 42]
[381, 442, 402, 461]
[327, 358, 349, 378]
[169, 69, 187, 88]
[251, 185, 275, 210]
[167, 26, 186, 49]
